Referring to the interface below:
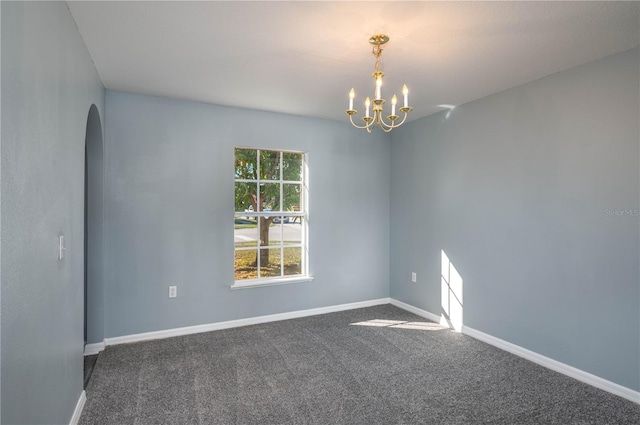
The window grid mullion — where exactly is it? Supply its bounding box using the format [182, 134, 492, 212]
[235, 179, 301, 184]
[256, 149, 261, 279]
[279, 153, 284, 276]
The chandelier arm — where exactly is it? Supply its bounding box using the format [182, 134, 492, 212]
[379, 109, 411, 131]
[371, 111, 393, 133]
[348, 113, 375, 130]
[374, 113, 388, 131]
[376, 114, 395, 131]
[391, 111, 410, 128]
[366, 112, 397, 132]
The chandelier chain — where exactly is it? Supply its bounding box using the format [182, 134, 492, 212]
[372, 43, 383, 73]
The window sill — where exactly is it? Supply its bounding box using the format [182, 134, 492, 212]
[230, 276, 314, 290]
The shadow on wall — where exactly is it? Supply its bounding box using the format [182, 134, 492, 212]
[441, 250, 463, 331]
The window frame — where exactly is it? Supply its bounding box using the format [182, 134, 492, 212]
[232, 147, 311, 290]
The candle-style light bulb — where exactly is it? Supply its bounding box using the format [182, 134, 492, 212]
[402, 84, 409, 107]
[391, 94, 397, 116]
[365, 97, 371, 117]
[349, 88, 355, 110]
[375, 76, 382, 100]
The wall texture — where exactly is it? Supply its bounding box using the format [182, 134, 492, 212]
[390, 48, 639, 391]
[103, 91, 390, 339]
[1, 2, 105, 423]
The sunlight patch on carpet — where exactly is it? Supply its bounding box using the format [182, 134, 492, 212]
[350, 319, 446, 331]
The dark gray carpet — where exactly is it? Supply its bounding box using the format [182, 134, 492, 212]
[80, 305, 639, 424]
[84, 354, 99, 390]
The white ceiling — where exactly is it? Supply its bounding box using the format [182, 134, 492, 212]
[67, 1, 639, 122]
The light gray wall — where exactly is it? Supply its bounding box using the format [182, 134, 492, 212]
[390, 48, 639, 391]
[1, 2, 105, 424]
[103, 91, 390, 338]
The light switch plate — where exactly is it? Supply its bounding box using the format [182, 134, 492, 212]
[58, 236, 65, 260]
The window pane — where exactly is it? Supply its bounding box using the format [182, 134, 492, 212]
[282, 217, 302, 246]
[235, 182, 257, 213]
[259, 150, 280, 180]
[235, 249, 258, 281]
[283, 184, 302, 212]
[273, 216, 290, 225]
[259, 183, 280, 212]
[258, 217, 280, 246]
[259, 248, 282, 278]
[235, 148, 257, 180]
[266, 220, 283, 246]
[283, 247, 302, 276]
[282, 152, 303, 181]
[234, 218, 258, 248]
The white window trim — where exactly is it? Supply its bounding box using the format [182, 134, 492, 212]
[233, 148, 310, 289]
[230, 275, 314, 290]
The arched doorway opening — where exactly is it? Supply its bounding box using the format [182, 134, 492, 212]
[84, 104, 104, 388]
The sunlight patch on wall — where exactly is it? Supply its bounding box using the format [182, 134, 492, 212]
[437, 104, 456, 119]
[441, 250, 463, 332]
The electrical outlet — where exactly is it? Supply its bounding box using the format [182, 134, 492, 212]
[411, 272, 417, 283]
[169, 286, 177, 298]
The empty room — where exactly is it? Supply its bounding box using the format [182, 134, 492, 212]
[1, 1, 639, 424]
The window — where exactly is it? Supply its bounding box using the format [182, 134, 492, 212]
[233, 148, 309, 289]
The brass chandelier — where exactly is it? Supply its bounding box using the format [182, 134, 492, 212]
[345, 34, 412, 133]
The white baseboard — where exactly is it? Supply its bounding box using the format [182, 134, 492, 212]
[104, 297, 391, 347]
[69, 390, 86, 425]
[389, 298, 441, 323]
[462, 326, 640, 405]
[84, 342, 105, 356]
[390, 298, 639, 405]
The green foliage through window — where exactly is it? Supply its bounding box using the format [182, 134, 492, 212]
[234, 148, 306, 283]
